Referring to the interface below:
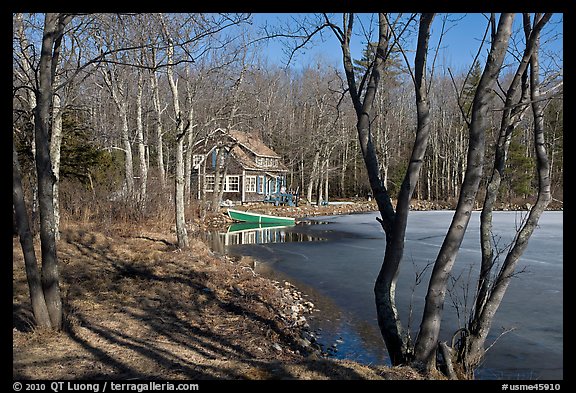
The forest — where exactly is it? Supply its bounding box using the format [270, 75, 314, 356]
[13, 13, 563, 224]
[13, 12, 563, 380]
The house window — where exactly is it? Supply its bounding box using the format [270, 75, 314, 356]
[256, 156, 278, 168]
[193, 154, 204, 168]
[225, 176, 240, 192]
[211, 149, 228, 168]
[269, 177, 278, 194]
[205, 175, 224, 192]
[205, 175, 215, 191]
[245, 176, 257, 193]
[257, 176, 265, 194]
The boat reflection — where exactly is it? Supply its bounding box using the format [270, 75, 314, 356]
[205, 222, 325, 253]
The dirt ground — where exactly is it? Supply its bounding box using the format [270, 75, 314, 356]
[12, 205, 423, 380]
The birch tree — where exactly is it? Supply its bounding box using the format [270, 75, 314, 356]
[160, 14, 190, 248]
[149, 47, 167, 190]
[135, 70, 148, 208]
[99, 60, 135, 199]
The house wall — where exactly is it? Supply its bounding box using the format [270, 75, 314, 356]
[190, 142, 288, 204]
[190, 171, 287, 204]
[243, 170, 263, 203]
[189, 151, 244, 202]
[243, 171, 287, 203]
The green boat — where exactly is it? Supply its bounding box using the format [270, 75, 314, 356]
[227, 208, 296, 225]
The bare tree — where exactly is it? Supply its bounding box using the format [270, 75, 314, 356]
[184, 68, 198, 205]
[149, 47, 167, 190]
[211, 58, 249, 210]
[49, 92, 63, 239]
[286, 12, 556, 378]
[14, 13, 40, 233]
[458, 12, 554, 377]
[13, 12, 251, 326]
[13, 139, 52, 328]
[28, 13, 74, 329]
[99, 60, 135, 199]
[160, 14, 190, 248]
[13, 13, 116, 329]
[413, 13, 515, 372]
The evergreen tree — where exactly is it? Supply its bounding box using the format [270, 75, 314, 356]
[503, 131, 535, 199]
[59, 110, 113, 187]
[461, 60, 483, 117]
[353, 42, 404, 91]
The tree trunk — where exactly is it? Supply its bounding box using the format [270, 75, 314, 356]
[184, 67, 198, 205]
[175, 133, 189, 248]
[340, 129, 349, 197]
[15, 12, 40, 235]
[13, 140, 53, 328]
[50, 90, 63, 240]
[463, 13, 553, 373]
[300, 153, 305, 198]
[335, 13, 404, 362]
[307, 149, 320, 203]
[102, 66, 134, 198]
[184, 113, 194, 204]
[316, 158, 324, 206]
[476, 12, 542, 333]
[120, 101, 134, 197]
[373, 13, 435, 365]
[136, 71, 148, 208]
[413, 13, 515, 370]
[324, 158, 329, 203]
[150, 67, 166, 189]
[214, 146, 233, 209]
[162, 15, 188, 248]
[33, 13, 71, 330]
[226, 65, 247, 130]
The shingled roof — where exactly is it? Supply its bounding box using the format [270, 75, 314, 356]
[192, 128, 287, 172]
[229, 130, 280, 158]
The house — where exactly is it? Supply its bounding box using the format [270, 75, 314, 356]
[191, 128, 292, 205]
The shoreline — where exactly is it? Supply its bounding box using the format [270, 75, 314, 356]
[13, 200, 560, 380]
[12, 220, 423, 380]
[201, 198, 562, 231]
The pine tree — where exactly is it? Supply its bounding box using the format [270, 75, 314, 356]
[461, 60, 483, 117]
[59, 110, 112, 187]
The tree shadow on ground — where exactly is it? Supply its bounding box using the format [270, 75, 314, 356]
[14, 228, 374, 380]
[13, 304, 35, 333]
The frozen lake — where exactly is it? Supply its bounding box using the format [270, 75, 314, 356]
[218, 210, 563, 380]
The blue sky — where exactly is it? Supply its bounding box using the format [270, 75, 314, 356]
[250, 13, 564, 74]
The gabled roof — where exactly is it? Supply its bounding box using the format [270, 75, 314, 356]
[193, 128, 287, 172]
[230, 145, 256, 169]
[229, 130, 280, 158]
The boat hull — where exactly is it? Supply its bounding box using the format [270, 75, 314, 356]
[227, 208, 295, 225]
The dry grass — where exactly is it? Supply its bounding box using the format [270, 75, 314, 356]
[13, 220, 424, 380]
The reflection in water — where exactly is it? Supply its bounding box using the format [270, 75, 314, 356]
[201, 212, 562, 379]
[205, 220, 389, 364]
[204, 222, 326, 254]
